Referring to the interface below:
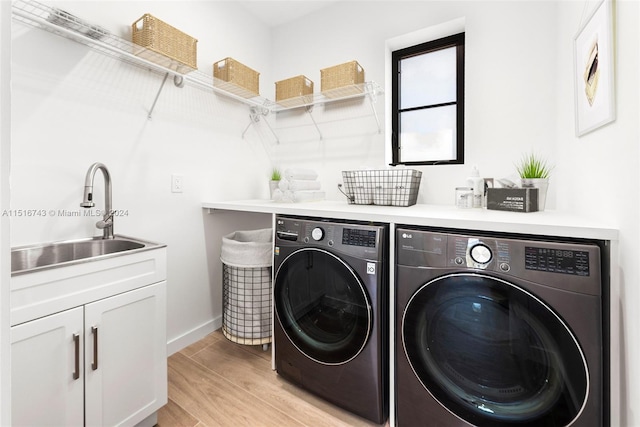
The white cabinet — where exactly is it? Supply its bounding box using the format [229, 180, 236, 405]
[11, 307, 84, 426]
[11, 282, 167, 427]
[85, 283, 167, 426]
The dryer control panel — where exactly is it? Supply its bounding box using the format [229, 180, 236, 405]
[396, 228, 602, 295]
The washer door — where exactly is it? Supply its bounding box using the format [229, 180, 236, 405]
[402, 273, 588, 426]
[275, 248, 372, 365]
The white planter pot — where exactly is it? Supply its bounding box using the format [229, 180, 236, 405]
[521, 178, 549, 211]
[269, 180, 279, 199]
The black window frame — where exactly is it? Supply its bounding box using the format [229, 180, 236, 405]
[391, 32, 465, 166]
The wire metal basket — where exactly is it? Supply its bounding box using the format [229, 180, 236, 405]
[222, 264, 272, 346]
[341, 169, 422, 207]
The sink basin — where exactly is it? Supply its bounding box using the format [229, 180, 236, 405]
[11, 236, 159, 275]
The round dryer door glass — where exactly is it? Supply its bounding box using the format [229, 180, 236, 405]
[402, 273, 588, 426]
[275, 248, 372, 365]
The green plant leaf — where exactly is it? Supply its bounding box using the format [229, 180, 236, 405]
[270, 168, 282, 181]
[516, 153, 552, 179]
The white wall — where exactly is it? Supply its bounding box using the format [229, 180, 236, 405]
[10, 0, 274, 349]
[555, 1, 639, 425]
[1, 0, 12, 423]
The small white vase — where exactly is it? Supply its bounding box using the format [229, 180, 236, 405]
[521, 178, 549, 211]
[269, 180, 279, 199]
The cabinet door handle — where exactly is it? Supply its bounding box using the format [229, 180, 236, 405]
[72, 333, 80, 380]
[91, 326, 98, 371]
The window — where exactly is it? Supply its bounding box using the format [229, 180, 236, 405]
[391, 33, 465, 165]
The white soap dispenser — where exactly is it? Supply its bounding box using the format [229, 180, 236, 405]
[467, 166, 484, 208]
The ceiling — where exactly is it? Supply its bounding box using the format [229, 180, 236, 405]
[235, 1, 341, 27]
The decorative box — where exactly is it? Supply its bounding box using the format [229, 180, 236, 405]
[486, 188, 539, 212]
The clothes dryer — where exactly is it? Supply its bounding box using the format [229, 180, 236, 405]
[395, 227, 608, 426]
[274, 215, 388, 424]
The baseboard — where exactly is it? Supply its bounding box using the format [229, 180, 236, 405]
[167, 316, 222, 356]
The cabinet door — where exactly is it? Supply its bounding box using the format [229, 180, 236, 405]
[11, 307, 84, 427]
[84, 282, 167, 427]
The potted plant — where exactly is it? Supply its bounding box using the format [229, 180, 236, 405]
[269, 168, 281, 199]
[516, 153, 553, 211]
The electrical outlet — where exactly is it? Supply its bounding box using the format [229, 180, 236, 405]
[171, 174, 183, 193]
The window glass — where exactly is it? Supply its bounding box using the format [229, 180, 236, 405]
[400, 47, 457, 109]
[399, 105, 457, 162]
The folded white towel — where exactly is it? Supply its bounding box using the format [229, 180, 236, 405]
[272, 189, 295, 203]
[279, 179, 321, 191]
[284, 168, 318, 181]
[272, 188, 285, 202]
[290, 190, 325, 203]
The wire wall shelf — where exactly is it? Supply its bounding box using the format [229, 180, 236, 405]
[12, 0, 383, 139]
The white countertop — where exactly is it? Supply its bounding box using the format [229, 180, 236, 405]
[203, 199, 619, 241]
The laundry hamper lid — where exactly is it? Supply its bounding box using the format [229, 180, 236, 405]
[221, 228, 273, 268]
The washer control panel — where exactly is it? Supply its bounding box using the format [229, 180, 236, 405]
[342, 228, 378, 248]
[275, 216, 386, 260]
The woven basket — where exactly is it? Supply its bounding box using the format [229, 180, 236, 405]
[132, 14, 197, 74]
[321, 60, 365, 98]
[213, 57, 260, 98]
[275, 75, 314, 107]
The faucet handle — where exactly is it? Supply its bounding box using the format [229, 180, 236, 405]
[96, 210, 114, 230]
[96, 219, 113, 229]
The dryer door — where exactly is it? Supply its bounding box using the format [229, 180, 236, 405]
[275, 248, 372, 365]
[402, 273, 588, 426]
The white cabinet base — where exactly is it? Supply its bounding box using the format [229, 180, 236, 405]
[11, 267, 167, 427]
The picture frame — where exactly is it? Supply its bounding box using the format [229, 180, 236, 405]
[573, 0, 615, 137]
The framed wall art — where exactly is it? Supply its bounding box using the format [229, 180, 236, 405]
[573, 0, 615, 137]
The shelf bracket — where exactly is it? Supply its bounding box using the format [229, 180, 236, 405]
[243, 106, 279, 144]
[147, 72, 169, 120]
[365, 82, 382, 134]
[147, 73, 186, 119]
[305, 106, 323, 140]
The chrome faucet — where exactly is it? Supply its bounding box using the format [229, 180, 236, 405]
[80, 162, 113, 239]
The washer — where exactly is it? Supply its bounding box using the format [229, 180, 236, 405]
[273, 215, 388, 424]
[395, 226, 608, 426]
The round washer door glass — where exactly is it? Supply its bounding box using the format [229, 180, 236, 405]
[403, 273, 588, 426]
[275, 248, 372, 365]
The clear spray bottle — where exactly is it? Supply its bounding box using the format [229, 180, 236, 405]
[467, 166, 484, 208]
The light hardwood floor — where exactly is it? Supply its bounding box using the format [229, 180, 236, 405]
[157, 329, 384, 427]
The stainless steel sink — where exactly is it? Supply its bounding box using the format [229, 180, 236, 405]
[11, 235, 162, 275]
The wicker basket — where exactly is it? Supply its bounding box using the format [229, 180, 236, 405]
[213, 57, 260, 99]
[275, 75, 314, 107]
[132, 14, 197, 74]
[321, 60, 365, 98]
[341, 169, 422, 207]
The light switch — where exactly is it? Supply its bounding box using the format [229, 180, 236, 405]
[171, 174, 183, 193]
